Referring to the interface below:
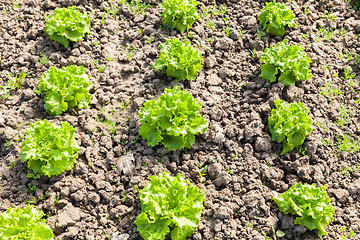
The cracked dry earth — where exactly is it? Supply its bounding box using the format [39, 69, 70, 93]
[0, 0, 360, 239]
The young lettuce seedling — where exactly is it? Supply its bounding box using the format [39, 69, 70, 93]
[139, 86, 208, 151]
[0, 205, 54, 239]
[162, 0, 199, 33]
[36, 65, 92, 115]
[260, 39, 312, 86]
[45, 6, 91, 48]
[258, 0, 296, 36]
[273, 182, 335, 237]
[268, 100, 313, 155]
[155, 38, 202, 81]
[20, 119, 80, 179]
[135, 172, 204, 240]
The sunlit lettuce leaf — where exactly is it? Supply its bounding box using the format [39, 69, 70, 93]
[155, 38, 202, 81]
[268, 100, 313, 155]
[45, 6, 91, 48]
[20, 119, 80, 178]
[260, 39, 312, 86]
[139, 86, 208, 151]
[0, 205, 54, 240]
[162, 0, 199, 33]
[37, 65, 92, 115]
[273, 183, 335, 237]
[258, 1, 296, 36]
[135, 172, 205, 240]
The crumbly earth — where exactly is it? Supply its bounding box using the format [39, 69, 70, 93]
[0, 0, 360, 239]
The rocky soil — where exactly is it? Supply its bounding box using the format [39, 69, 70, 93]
[0, 0, 360, 239]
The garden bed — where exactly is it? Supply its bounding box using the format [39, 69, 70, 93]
[0, 0, 359, 239]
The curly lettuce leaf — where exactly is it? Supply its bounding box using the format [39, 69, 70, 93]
[155, 38, 202, 81]
[37, 65, 92, 115]
[260, 39, 312, 86]
[162, 0, 199, 33]
[0, 205, 54, 240]
[273, 183, 335, 237]
[20, 119, 80, 178]
[45, 6, 91, 48]
[135, 172, 205, 240]
[268, 100, 313, 155]
[258, 1, 296, 36]
[139, 86, 208, 151]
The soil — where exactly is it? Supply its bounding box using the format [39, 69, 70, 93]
[1, 0, 360, 239]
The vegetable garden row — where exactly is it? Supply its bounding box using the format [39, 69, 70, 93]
[0, 0, 359, 239]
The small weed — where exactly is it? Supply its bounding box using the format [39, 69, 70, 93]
[224, 24, 231, 37]
[341, 165, 354, 176]
[97, 64, 108, 73]
[26, 184, 36, 194]
[250, 48, 257, 58]
[197, 165, 208, 183]
[121, 191, 127, 202]
[336, 103, 353, 127]
[340, 226, 356, 239]
[39, 53, 49, 65]
[319, 80, 343, 100]
[256, 29, 266, 40]
[206, 19, 215, 30]
[303, 6, 310, 15]
[111, 165, 117, 171]
[0, 71, 26, 99]
[96, 116, 119, 135]
[119, 100, 130, 109]
[337, 134, 359, 153]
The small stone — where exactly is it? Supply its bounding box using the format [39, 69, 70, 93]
[206, 74, 222, 85]
[284, 86, 304, 102]
[213, 206, 230, 219]
[333, 189, 349, 203]
[255, 136, 272, 152]
[244, 120, 264, 140]
[213, 173, 231, 188]
[215, 38, 232, 50]
[56, 203, 81, 228]
[88, 192, 101, 203]
[261, 167, 284, 181]
[205, 56, 216, 68]
[208, 163, 223, 180]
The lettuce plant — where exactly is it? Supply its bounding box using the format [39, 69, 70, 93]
[36, 65, 92, 115]
[273, 183, 335, 237]
[45, 6, 91, 48]
[155, 38, 202, 81]
[162, 0, 199, 33]
[258, 1, 296, 36]
[0, 205, 54, 239]
[260, 39, 312, 86]
[135, 172, 205, 240]
[139, 86, 208, 151]
[20, 119, 80, 179]
[268, 100, 313, 155]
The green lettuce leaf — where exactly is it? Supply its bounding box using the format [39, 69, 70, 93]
[20, 119, 80, 178]
[45, 6, 91, 48]
[139, 86, 208, 151]
[37, 65, 92, 115]
[273, 183, 335, 237]
[155, 38, 202, 81]
[135, 172, 205, 240]
[162, 0, 199, 33]
[0, 205, 54, 239]
[268, 100, 313, 155]
[258, 1, 296, 36]
[260, 39, 312, 86]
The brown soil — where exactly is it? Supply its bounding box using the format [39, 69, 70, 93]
[0, 0, 360, 239]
